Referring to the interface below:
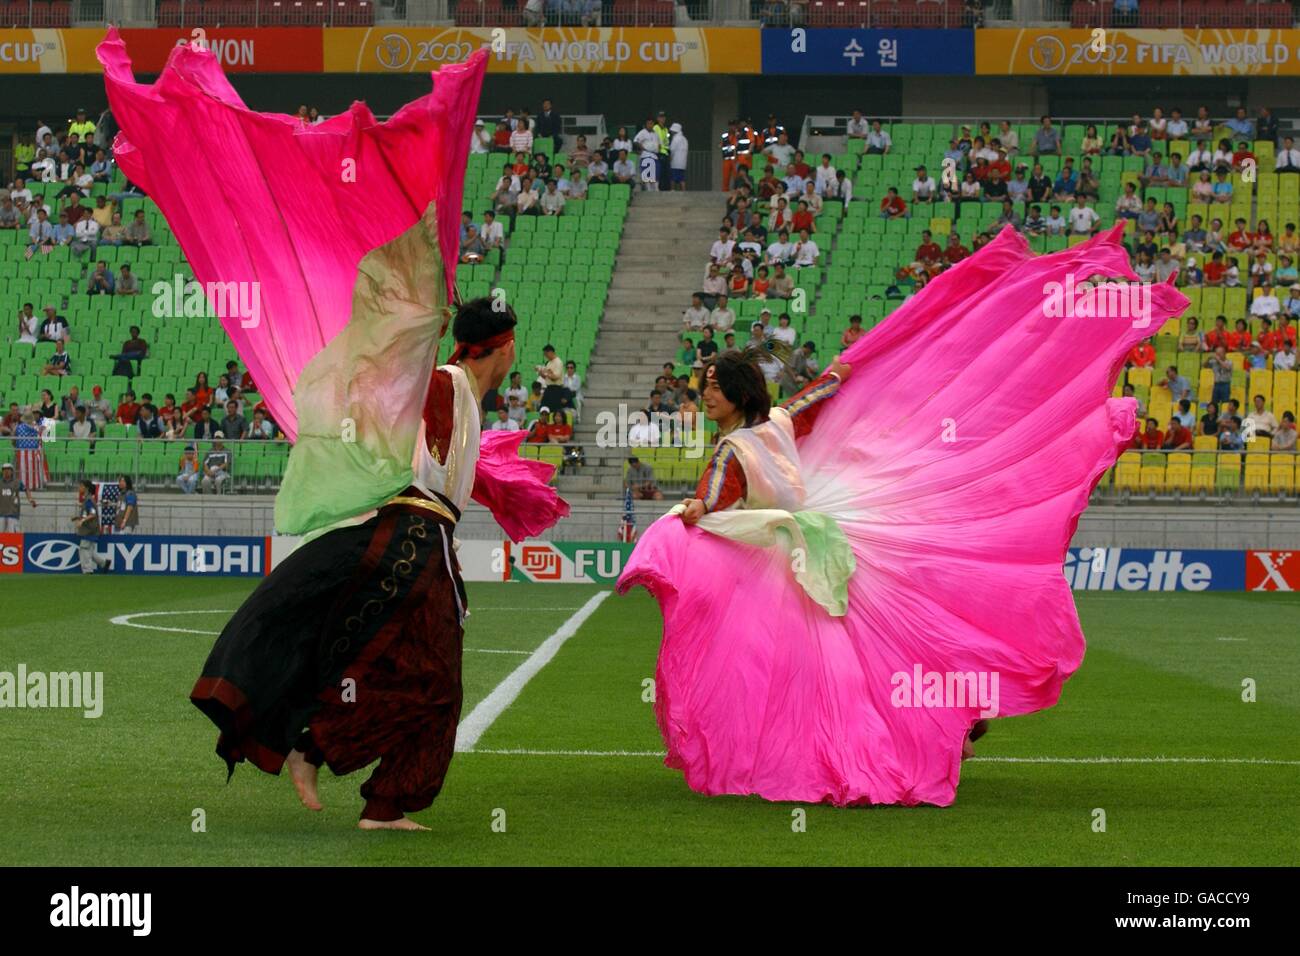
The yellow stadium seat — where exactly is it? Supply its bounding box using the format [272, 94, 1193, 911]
[1158, 317, 1180, 336]
[1140, 467, 1166, 492]
[1190, 466, 1215, 491]
[1244, 463, 1270, 492]
[1269, 459, 1296, 493]
[1197, 368, 1214, 400]
[1128, 367, 1153, 389]
[1115, 463, 1142, 491]
[1193, 435, 1218, 450]
[1165, 454, 1193, 490]
[929, 217, 952, 234]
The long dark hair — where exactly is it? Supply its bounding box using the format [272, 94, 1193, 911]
[706, 351, 771, 426]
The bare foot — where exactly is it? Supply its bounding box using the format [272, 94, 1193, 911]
[358, 816, 430, 831]
[285, 749, 323, 811]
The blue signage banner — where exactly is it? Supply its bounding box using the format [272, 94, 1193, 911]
[761, 28, 974, 75]
[1064, 548, 1246, 592]
[23, 534, 267, 576]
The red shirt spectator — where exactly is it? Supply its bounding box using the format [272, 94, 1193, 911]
[880, 194, 907, 218]
[916, 240, 942, 262]
[1232, 148, 1256, 170]
[1259, 329, 1284, 352]
[1204, 260, 1227, 284]
[1137, 424, 1164, 449]
[1278, 321, 1298, 347]
[116, 400, 140, 425]
[1205, 325, 1230, 349]
[1128, 342, 1156, 367]
[1228, 229, 1253, 251]
[792, 209, 814, 233]
[943, 241, 970, 265]
[1227, 329, 1252, 351]
[1163, 422, 1193, 449]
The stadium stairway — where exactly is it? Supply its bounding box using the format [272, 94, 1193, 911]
[556, 190, 720, 501]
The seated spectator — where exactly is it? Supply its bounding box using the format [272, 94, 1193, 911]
[1127, 337, 1156, 368]
[1161, 416, 1193, 450]
[1272, 411, 1297, 451]
[1024, 204, 1047, 235]
[912, 166, 938, 205]
[1228, 318, 1252, 351]
[177, 445, 201, 493]
[1030, 115, 1060, 156]
[117, 264, 140, 295]
[1044, 204, 1067, 235]
[1218, 417, 1245, 450]
[201, 437, 232, 493]
[879, 187, 907, 220]
[1157, 365, 1192, 402]
[99, 211, 126, 246]
[768, 262, 794, 299]
[220, 400, 248, 440]
[625, 455, 663, 500]
[1179, 316, 1206, 352]
[1135, 418, 1164, 449]
[1118, 180, 1138, 217]
[841, 314, 865, 348]
[87, 260, 114, 296]
[42, 340, 72, 376]
[710, 294, 736, 332]
[1067, 196, 1099, 235]
[124, 209, 151, 246]
[136, 404, 162, 439]
[1211, 167, 1233, 203]
[71, 213, 98, 258]
[791, 229, 819, 269]
[943, 232, 970, 264]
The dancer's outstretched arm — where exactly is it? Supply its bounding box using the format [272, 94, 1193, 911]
[781, 357, 852, 438]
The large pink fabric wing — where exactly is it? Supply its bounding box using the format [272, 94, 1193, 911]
[474, 432, 572, 542]
[96, 28, 486, 441]
[618, 225, 1187, 806]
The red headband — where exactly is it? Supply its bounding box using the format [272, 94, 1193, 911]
[448, 329, 515, 366]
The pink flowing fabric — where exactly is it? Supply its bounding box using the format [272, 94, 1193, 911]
[97, 28, 484, 438]
[618, 225, 1187, 807]
[97, 31, 567, 538]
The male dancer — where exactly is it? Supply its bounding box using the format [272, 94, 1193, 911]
[192, 291, 517, 831]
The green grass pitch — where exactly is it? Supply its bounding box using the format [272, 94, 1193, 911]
[0, 577, 1296, 866]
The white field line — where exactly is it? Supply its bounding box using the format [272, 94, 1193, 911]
[466, 748, 1300, 766]
[108, 610, 533, 654]
[455, 590, 612, 753]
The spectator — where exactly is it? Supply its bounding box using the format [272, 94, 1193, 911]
[624, 455, 663, 500]
[841, 314, 865, 348]
[490, 407, 519, 431]
[177, 445, 200, 494]
[124, 209, 151, 246]
[0, 460, 37, 532]
[791, 228, 819, 269]
[1030, 115, 1060, 156]
[1205, 346, 1234, 404]
[710, 294, 736, 332]
[87, 259, 114, 296]
[1161, 416, 1193, 450]
[683, 294, 711, 331]
[1179, 316, 1206, 352]
[193, 407, 218, 440]
[71, 480, 108, 574]
[539, 180, 565, 215]
[865, 120, 891, 155]
[943, 232, 970, 264]
[1157, 365, 1192, 403]
[1115, 182, 1141, 219]
[1127, 338, 1156, 368]
[1068, 195, 1100, 235]
[69, 405, 95, 439]
[768, 262, 793, 300]
[1246, 395, 1279, 440]
[668, 123, 688, 191]
[42, 340, 72, 376]
[100, 211, 126, 246]
[112, 325, 148, 377]
[220, 400, 248, 440]
[1272, 411, 1297, 451]
[136, 404, 162, 439]
[71, 212, 99, 258]
[879, 187, 907, 220]
[911, 165, 938, 205]
[113, 476, 139, 533]
[562, 360, 583, 417]
[509, 118, 534, 154]
[202, 437, 232, 493]
[1136, 418, 1164, 449]
[25, 207, 54, 256]
[1218, 417, 1245, 450]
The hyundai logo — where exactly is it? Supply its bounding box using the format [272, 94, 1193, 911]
[26, 538, 84, 572]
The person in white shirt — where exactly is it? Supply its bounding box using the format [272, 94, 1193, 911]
[683, 294, 711, 331]
[562, 360, 583, 417]
[10, 179, 33, 205]
[701, 264, 726, 300]
[825, 170, 853, 204]
[800, 183, 823, 216]
[668, 123, 689, 192]
[1068, 197, 1100, 235]
[782, 172, 806, 200]
[814, 155, 836, 195]
[1246, 396, 1280, 438]
[1273, 343, 1296, 370]
[1187, 141, 1214, 171]
[470, 120, 492, 154]
[845, 110, 869, 139]
[792, 229, 819, 268]
[865, 120, 891, 154]
[632, 121, 661, 189]
[912, 166, 938, 204]
[71, 216, 98, 257]
[710, 296, 736, 332]
[539, 180, 565, 215]
[998, 120, 1019, 155]
[509, 123, 533, 155]
[479, 209, 504, 249]
[764, 132, 795, 168]
[710, 226, 735, 265]
[1251, 286, 1280, 317]
[771, 312, 797, 346]
[765, 229, 792, 266]
[490, 407, 520, 431]
[971, 138, 998, 164]
[1165, 109, 1189, 139]
[1276, 136, 1300, 173]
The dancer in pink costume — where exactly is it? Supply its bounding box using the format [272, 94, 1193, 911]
[618, 225, 1187, 807]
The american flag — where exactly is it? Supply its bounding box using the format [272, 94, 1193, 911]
[13, 421, 48, 490]
[617, 484, 637, 543]
[94, 480, 120, 531]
